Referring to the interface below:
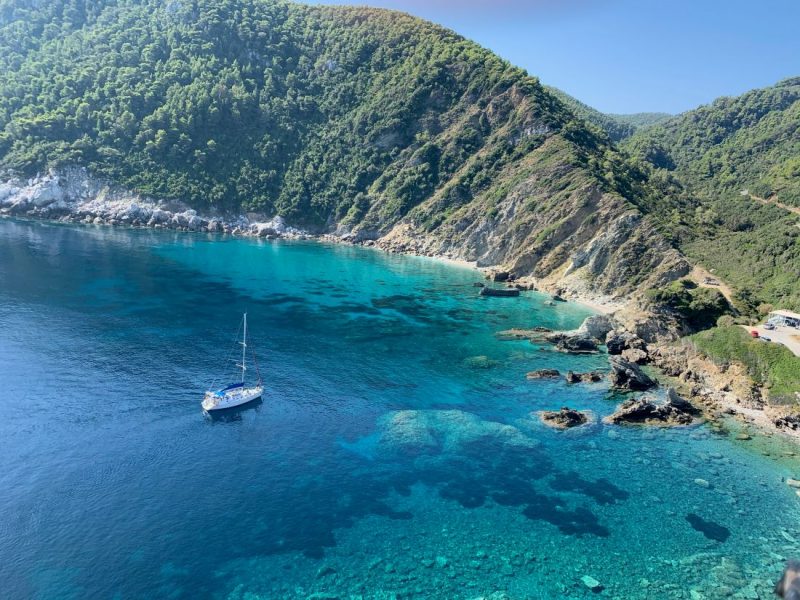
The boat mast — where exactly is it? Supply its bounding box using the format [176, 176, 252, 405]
[240, 312, 247, 383]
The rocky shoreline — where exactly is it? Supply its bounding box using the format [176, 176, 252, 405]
[0, 167, 312, 240]
[4, 168, 797, 445]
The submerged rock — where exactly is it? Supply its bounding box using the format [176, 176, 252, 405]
[685, 513, 730, 542]
[581, 575, 604, 592]
[464, 355, 500, 369]
[316, 565, 336, 578]
[372, 409, 539, 458]
[526, 369, 561, 379]
[539, 407, 590, 429]
[608, 356, 656, 391]
[495, 326, 552, 341]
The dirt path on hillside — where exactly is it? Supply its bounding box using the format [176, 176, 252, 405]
[688, 265, 736, 305]
[743, 191, 800, 217]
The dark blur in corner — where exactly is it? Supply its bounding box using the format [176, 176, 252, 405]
[776, 560, 800, 599]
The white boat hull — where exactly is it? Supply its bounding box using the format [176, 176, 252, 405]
[202, 386, 263, 412]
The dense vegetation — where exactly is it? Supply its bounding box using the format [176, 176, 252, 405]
[627, 78, 800, 204]
[692, 325, 800, 404]
[0, 0, 632, 232]
[645, 279, 729, 332]
[546, 87, 671, 142]
[1, 0, 798, 318]
[625, 79, 800, 312]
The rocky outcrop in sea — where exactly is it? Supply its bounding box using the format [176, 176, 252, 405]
[604, 389, 699, 427]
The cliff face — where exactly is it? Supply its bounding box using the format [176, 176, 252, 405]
[374, 136, 689, 300]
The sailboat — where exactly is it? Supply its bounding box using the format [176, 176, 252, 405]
[202, 313, 264, 412]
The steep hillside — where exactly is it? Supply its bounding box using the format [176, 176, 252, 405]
[625, 79, 800, 311]
[545, 87, 671, 142]
[627, 77, 800, 204]
[0, 0, 688, 299]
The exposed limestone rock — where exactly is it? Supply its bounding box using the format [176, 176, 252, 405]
[605, 329, 647, 355]
[554, 336, 598, 354]
[621, 347, 649, 364]
[576, 315, 614, 341]
[491, 270, 510, 282]
[377, 151, 690, 303]
[0, 168, 307, 240]
[541, 328, 600, 353]
[604, 395, 696, 426]
[565, 370, 604, 384]
[666, 387, 700, 415]
[538, 407, 590, 429]
[608, 356, 656, 391]
[775, 414, 800, 431]
[648, 344, 688, 377]
[611, 304, 686, 344]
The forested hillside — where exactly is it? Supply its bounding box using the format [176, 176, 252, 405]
[625, 79, 800, 311]
[0, 0, 590, 223]
[0, 0, 691, 298]
[546, 87, 670, 142]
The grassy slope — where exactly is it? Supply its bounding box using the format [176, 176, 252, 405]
[692, 326, 800, 404]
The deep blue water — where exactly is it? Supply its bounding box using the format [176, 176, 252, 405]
[1, 218, 799, 599]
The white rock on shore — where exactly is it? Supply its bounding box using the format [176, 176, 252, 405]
[0, 167, 307, 239]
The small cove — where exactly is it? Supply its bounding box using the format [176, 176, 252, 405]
[0, 218, 798, 599]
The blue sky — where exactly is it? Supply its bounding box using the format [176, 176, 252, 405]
[300, 0, 800, 115]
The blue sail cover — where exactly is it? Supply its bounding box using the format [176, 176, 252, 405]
[215, 382, 244, 396]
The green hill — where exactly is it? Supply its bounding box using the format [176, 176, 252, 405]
[545, 87, 671, 142]
[624, 78, 800, 311]
[0, 0, 688, 297]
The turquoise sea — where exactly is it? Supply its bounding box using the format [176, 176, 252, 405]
[1, 218, 799, 599]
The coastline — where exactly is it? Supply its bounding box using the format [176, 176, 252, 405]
[4, 169, 798, 450]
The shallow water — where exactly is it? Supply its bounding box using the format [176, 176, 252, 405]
[1, 218, 798, 600]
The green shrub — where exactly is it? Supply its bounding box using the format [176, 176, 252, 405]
[645, 279, 730, 331]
